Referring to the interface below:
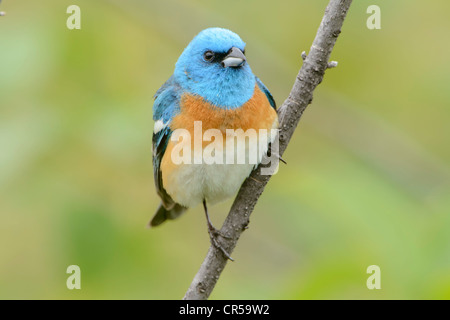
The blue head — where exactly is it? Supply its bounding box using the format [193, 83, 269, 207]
[174, 28, 256, 109]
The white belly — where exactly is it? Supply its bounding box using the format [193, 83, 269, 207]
[169, 161, 254, 207]
[163, 130, 274, 208]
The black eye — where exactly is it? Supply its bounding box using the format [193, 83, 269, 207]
[203, 50, 215, 62]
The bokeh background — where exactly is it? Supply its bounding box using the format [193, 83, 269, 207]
[1, 0, 449, 299]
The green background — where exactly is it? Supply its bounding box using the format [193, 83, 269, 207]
[1, 0, 449, 299]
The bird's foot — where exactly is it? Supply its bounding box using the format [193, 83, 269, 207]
[207, 225, 234, 261]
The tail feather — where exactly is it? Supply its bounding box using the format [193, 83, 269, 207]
[148, 203, 187, 228]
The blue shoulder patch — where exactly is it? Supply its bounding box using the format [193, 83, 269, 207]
[153, 75, 182, 123]
[256, 77, 276, 110]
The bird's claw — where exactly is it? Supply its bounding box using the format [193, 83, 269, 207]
[207, 226, 234, 261]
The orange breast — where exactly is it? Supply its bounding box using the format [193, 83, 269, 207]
[171, 84, 277, 135]
[159, 85, 278, 206]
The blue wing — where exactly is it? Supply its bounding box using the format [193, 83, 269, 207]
[255, 77, 276, 110]
[153, 75, 182, 123]
[152, 76, 182, 210]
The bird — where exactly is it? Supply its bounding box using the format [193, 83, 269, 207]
[150, 28, 278, 259]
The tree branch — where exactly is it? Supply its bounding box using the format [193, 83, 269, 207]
[183, 0, 353, 300]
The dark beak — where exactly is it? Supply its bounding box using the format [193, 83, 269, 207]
[221, 47, 246, 68]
